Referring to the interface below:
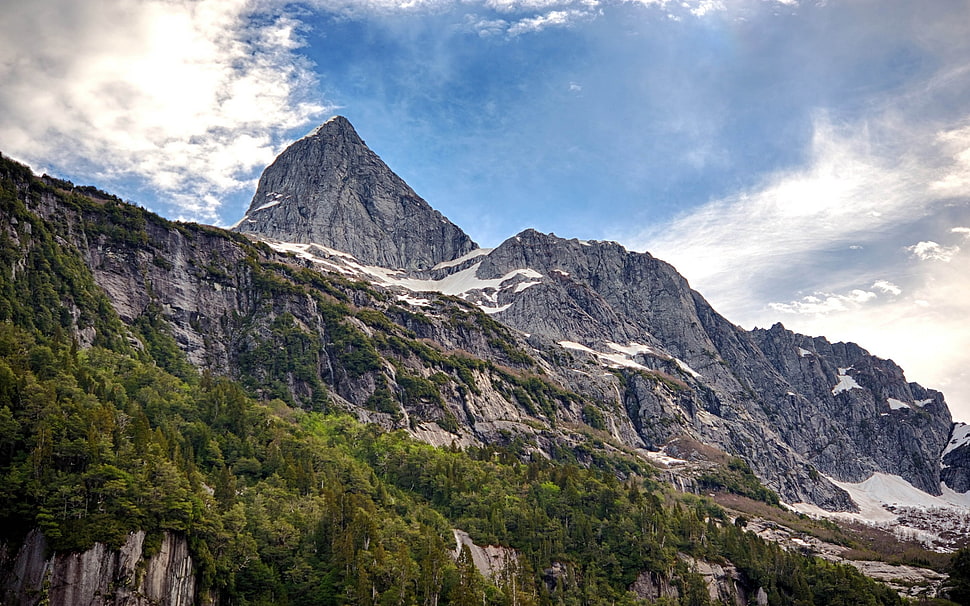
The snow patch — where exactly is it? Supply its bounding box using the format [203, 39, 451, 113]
[514, 280, 541, 293]
[832, 368, 862, 394]
[383, 262, 542, 297]
[606, 342, 658, 357]
[797, 347, 813, 357]
[943, 423, 970, 457]
[887, 398, 911, 411]
[253, 198, 283, 212]
[641, 449, 688, 467]
[482, 303, 513, 315]
[559, 341, 597, 354]
[397, 294, 430, 307]
[791, 472, 970, 528]
[674, 358, 702, 379]
[432, 248, 493, 270]
[597, 353, 647, 370]
[558, 341, 647, 370]
[915, 398, 933, 407]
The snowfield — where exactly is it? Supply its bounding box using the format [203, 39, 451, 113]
[791, 472, 970, 550]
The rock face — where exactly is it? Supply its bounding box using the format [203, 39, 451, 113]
[0, 531, 196, 606]
[629, 556, 753, 605]
[235, 116, 477, 270]
[750, 324, 953, 495]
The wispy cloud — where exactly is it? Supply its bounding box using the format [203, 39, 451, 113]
[0, 0, 327, 223]
[769, 289, 877, 316]
[872, 280, 902, 296]
[507, 9, 591, 35]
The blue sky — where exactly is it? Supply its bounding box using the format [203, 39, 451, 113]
[2, 0, 970, 422]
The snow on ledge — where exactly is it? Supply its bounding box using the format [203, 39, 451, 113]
[790, 471, 970, 527]
[832, 367, 862, 394]
[887, 398, 910, 411]
[607, 342, 658, 357]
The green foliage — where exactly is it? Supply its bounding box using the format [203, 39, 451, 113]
[945, 547, 970, 605]
[0, 159, 129, 352]
[583, 404, 607, 430]
[132, 305, 196, 381]
[697, 457, 782, 506]
[237, 313, 329, 410]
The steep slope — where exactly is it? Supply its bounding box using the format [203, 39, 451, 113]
[750, 324, 952, 495]
[234, 116, 477, 270]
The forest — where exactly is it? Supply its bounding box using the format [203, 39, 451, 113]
[0, 153, 966, 605]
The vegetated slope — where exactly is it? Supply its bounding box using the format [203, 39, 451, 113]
[0, 153, 913, 605]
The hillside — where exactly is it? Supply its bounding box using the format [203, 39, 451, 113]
[0, 151, 948, 604]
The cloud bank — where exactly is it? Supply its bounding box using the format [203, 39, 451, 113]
[0, 0, 326, 222]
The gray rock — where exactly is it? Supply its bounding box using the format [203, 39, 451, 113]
[1, 530, 197, 606]
[235, 116, 477, 270]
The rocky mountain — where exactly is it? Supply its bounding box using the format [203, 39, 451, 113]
[227, 118, 967, 519]
[0, 131, 966, 605]
[234, 116, 477, 270]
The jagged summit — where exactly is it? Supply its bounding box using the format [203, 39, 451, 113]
[235, 116, 477, 270]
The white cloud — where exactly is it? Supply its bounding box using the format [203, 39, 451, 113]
[872, 280, 902, 296]
[507, 9, 591, 35]
[0, 0, 327, 223]
[470, 17, 510, 36]
[907, 241, 960, 262]
[930, 125, 970, 193]
[631, 114, 934, 311]
[686, 0, 726, 17]
[953, 227, 970, 238]
[769, 289, 877, 316]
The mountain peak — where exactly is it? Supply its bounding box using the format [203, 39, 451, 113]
[235, 116, 477, 270]
[304, 115, 356, 139]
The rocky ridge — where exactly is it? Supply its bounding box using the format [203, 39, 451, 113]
[4, 116, 967, 517]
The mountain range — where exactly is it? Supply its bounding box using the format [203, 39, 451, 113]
[235, 116, 970, 514]
[0, 116, 968, 605]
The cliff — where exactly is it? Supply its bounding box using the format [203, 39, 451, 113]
[0, 531, 196, 606]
